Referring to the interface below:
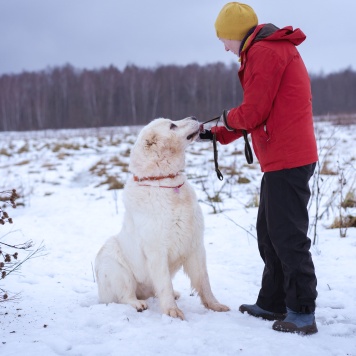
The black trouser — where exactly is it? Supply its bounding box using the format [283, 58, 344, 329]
[256, 163, 317, 314]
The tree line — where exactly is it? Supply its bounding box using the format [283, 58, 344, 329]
[0, 63, 355, 131]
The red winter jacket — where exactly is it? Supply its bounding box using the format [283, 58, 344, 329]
[212, 24, 318, 172]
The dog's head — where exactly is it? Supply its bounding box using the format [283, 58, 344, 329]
[129, 117, 200, 177]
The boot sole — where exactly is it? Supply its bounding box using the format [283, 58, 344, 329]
[239, 305, 286, 321]
[272, 320, 318, 335]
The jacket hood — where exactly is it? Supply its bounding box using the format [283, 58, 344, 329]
[253, 23, 306, 46]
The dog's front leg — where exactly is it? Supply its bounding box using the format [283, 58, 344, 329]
[184, 248, 230, 312]
[146, 255, 185, 320]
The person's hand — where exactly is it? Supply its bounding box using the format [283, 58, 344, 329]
[196, 129, 213, 142]
[220, 109, 234, 131]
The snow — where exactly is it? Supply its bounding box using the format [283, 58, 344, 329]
[0, 122, 355, 356]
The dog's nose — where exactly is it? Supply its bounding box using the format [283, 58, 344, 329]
[190, 116, 198, 121]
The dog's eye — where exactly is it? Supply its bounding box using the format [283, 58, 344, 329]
[170, 123, 177, 130]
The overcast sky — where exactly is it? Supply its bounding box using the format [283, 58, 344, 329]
[0, 0, 355, 75]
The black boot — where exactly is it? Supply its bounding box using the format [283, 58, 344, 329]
[239, 303, 286, 321]
[272, 308, 318, 335]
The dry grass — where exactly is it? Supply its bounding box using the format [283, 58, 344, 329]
[341, 190, 356, 208]
[17, 143, 30, 154]
[231, 150, 243, 156]
[246, 192, 260, 208]
[238, 176, 251, 184]
[207, 193, 223, 203]
[320, 161, 337, 175]
[0, 148, 11, 157]
[96, 175, 124, 190]
[109, 156, 129, 168]
[52, 143, 81, 152]
[57, 152, 72, 160]
[90, 156, 128, 190]
[14, 160, 31, 166]
[218, 164, 240, 176]
[89, 160, 107, 177]
[42, 162, 59, 170]
[329, 215, 356, 229]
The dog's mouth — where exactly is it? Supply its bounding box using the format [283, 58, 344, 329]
[187, 130, 199, 141]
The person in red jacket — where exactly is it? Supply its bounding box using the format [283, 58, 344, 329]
[199, 2, 318, 335]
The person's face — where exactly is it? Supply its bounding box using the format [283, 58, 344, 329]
[220, 38, 242, 56]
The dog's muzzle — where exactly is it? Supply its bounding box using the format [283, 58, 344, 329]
[186, 116, 199, 140]
[187, 130, 199, 140]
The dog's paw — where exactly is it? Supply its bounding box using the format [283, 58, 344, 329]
[130, 300, 148, 312]
[166, 307, 185, 320]
[205, 302, 230, 312]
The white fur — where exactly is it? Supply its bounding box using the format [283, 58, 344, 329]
[95, 117, 229, 320]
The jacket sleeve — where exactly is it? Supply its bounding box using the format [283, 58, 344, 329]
[211, 125, 243, 145]
[227, 44, 286, 131]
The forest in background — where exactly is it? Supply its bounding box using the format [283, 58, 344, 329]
[0, 63, 355, 131]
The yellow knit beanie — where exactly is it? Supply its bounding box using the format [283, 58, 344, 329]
[215, 2, 258, 40]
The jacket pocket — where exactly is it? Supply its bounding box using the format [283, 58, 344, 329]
[251, 123, 270, 150]
[263, 123, 271, 142]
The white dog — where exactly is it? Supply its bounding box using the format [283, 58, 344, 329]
[95, 117, 229, 320]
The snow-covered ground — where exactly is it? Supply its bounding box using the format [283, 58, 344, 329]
[0, 122, 355, 356]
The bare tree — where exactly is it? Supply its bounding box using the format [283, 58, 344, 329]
[0, 64, 355, 131]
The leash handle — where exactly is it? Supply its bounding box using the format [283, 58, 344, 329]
[203, 115, 253, 166]
[201, 114, 253, 180]
[242, 130, 253, 164]
[213, 132, 224, 181]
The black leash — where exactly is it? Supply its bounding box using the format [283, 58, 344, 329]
[202, 116, 223, 180]
[213, 127, 224, 181]
[201, 115, 253, 180]
[242, 130, 254, 164]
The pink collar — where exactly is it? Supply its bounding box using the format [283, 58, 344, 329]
[133, 173, 184, 191]
[133, 173, 178, 182]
